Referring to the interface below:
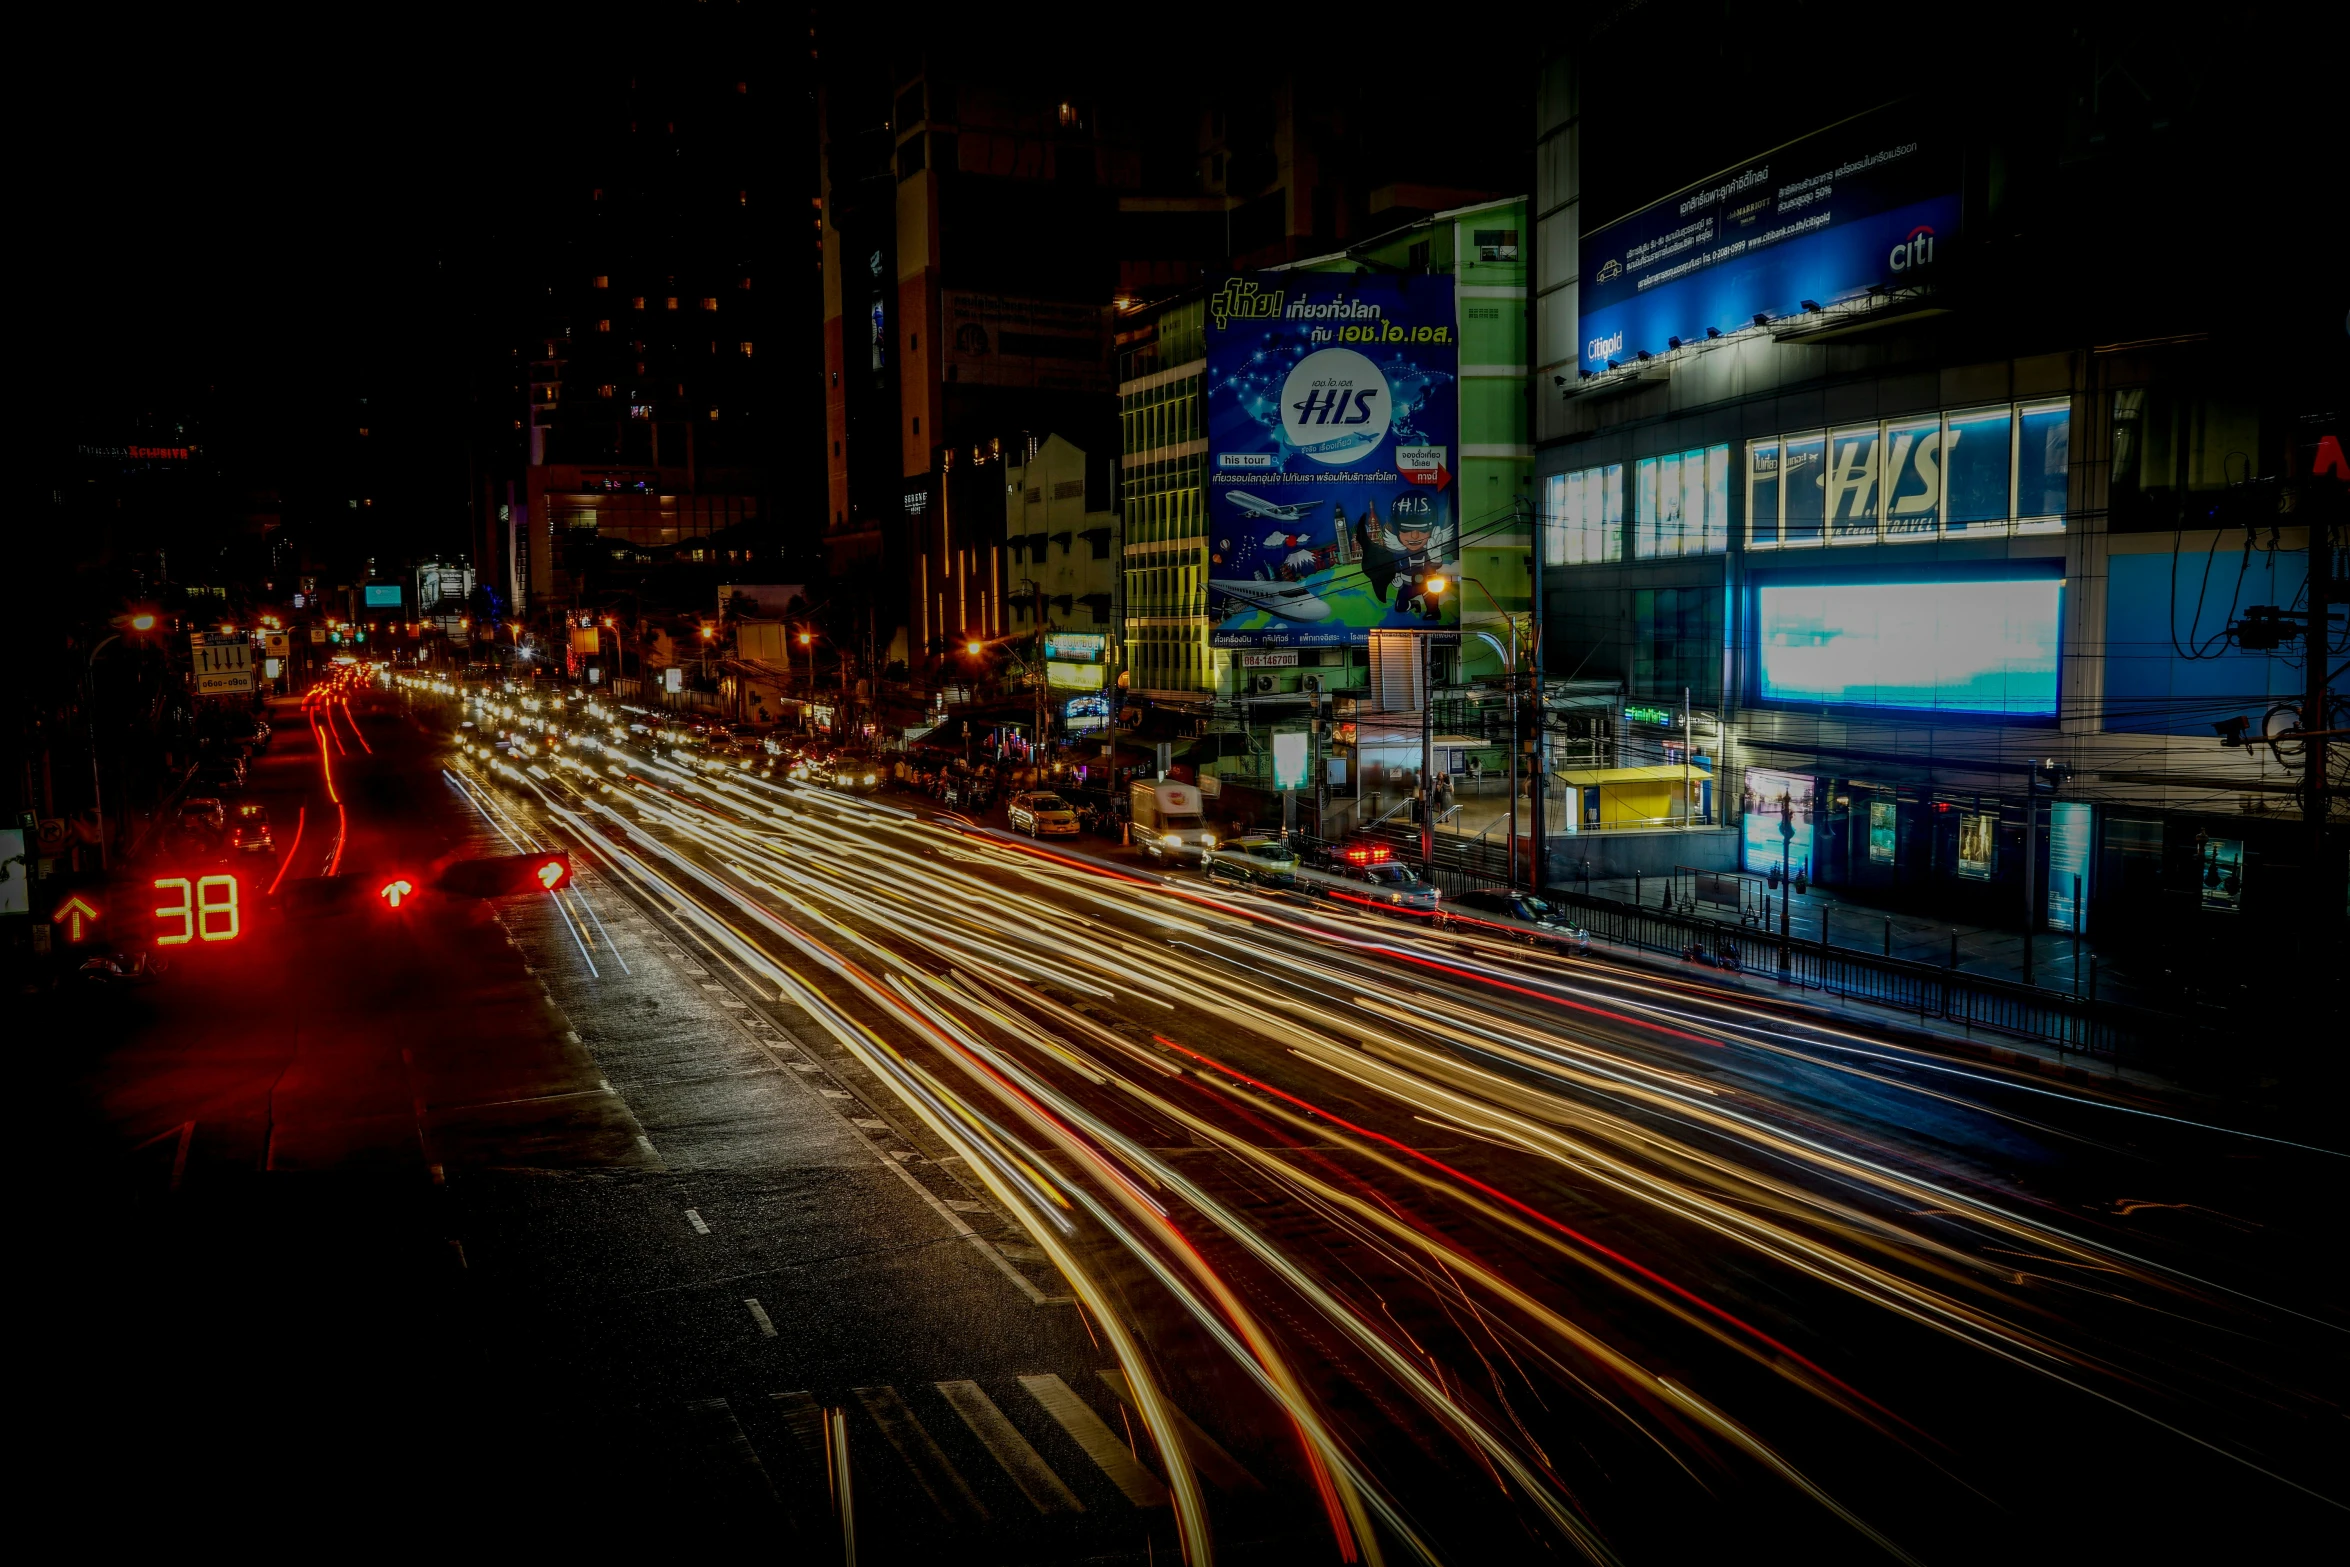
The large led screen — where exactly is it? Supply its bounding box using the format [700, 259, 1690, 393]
[1757, 577, 2061, 716]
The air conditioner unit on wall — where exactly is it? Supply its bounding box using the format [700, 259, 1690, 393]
[1252, 673, 1278, 695]
[1302, 674, 1325, 694]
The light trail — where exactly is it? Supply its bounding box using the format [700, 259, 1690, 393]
[407, 691, 2347, 1556]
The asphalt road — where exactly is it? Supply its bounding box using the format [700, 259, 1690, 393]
[31, 669, 2347, 1562]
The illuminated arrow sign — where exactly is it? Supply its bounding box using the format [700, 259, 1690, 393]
[379, 878, 415, 908]
[54, 895, 101, 943]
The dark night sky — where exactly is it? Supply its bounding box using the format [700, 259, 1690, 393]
[31, 10, 545, 549]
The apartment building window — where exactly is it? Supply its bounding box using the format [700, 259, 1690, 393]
[592, 275, 609, 289]
[596, 320, 611, 333]
[1633, 444, 1731, 558]
[631, 296, 646, 310]
[1472, 229, 1520, 260]
[1544, 464, 1623, 565]
[664, 297, 679, 310]
[739, 342, 754, 357]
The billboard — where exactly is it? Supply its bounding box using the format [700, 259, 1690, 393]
[1741, 768, 1814, 876]
[943, 293, 1110, 394]
[1043, 632, 1106, 664]
[1756, 575, 2061, 717]
[1203, 273, 1458, 649]
[1578, 108, 1958, 375]
[363, 584, 402, 608]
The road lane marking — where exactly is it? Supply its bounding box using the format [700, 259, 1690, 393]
[1098, 1370, 1257, 1491]
[682, 1396, 779, 1504]
[851, 1385, 987, 1521]
[745, 1298, 779, 1337]
[1018, 1373, 1169, 1508]
[686, 1208, 710, 1234]
[935, 1380, 1083, 1515]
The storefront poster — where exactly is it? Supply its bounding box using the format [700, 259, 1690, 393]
[1867, 799, 1897, 864]
[2198, 837, 2244, 912]
[1957, 812, 1997, 880]
[1203, 273, 1458, 649]
[2046, 801, 2091, 932]
[1741, 769, 1814, 875]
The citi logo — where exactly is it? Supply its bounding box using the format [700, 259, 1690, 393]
[1587, 329, 1624, 360]
[1889, 225, 1937, 271]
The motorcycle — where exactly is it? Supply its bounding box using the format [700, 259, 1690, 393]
[1680, 941, 1742, 973]
[78, 951, 167, 990]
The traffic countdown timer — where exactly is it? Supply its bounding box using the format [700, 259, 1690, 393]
[152, 873, 244, 945]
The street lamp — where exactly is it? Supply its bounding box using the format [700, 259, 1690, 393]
[1425, 574, 1525, 890]
[86, 615, 158, 870]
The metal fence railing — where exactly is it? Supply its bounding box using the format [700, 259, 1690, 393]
[1288, 832, 2250, 1083]
[1521, 886, 2250, 1082]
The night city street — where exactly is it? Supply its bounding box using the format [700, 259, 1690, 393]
[16, 5, 2347, 1563]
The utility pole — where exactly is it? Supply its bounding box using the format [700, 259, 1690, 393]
[1681, 684, 1692, 829]
[1421, 637, 1437, 873]
[1526, 497, 1546, 896]
[2307, 512, 2333, 927]
[2022, 762, 2038, 987]
[1032, 580, 1047, 777]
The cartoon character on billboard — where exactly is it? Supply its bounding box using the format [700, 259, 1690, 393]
[1353, 490, 1452, 622]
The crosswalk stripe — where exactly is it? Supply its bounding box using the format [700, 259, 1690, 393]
[853, 1385, 989, 1522]
[1018, 1373, 1170, 1509]
[1097, 1370, 1259, 1492]
[935, 1380, 1084, 1516]
[681, 1396, 779, 1506]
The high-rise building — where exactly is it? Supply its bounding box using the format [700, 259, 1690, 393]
[508, 12, 817, 624]
[1529, 4, 2347, 939]
[817, 28, 1525, 679]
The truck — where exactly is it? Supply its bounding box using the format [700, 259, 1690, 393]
[1128, 779, 1214, 860]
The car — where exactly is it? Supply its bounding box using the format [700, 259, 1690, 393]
[1445, 889, 1591, 953]
[1007, 791, 1081, 837]
[196, 756, 248, 791]
[176, 796, 227, 835]
[1294, 847, 1442, 912]
[228, 802, 275, 854]
[1204, 833, 1298, 886]
[820, 756, 882, 794]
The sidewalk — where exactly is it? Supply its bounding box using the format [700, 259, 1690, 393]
[1574, 869, 2142, 1007]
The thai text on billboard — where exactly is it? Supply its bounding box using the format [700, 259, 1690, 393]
[1203, 273, 1459, 649]
[1578, 107, 1958, 375]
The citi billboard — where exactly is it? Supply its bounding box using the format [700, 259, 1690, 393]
[1577, 107, 1959, 375]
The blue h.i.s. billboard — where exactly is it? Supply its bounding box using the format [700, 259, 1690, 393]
[1203, 273, 1458, 649]
[1577, 109, 1958, 376]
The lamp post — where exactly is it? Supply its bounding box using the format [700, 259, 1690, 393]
[85, 614, 157, 871]
[1424, 574, 1523, 890]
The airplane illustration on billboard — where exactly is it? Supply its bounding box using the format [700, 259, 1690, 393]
[1223, 491, 1326, 525]
[1209, 576, 1334, 621]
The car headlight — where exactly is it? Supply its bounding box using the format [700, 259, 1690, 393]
[1201, 836, 1217, 849]
[862, 774, 876, 785]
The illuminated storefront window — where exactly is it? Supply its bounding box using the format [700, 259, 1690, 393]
[1747, 400, 2070, 548]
